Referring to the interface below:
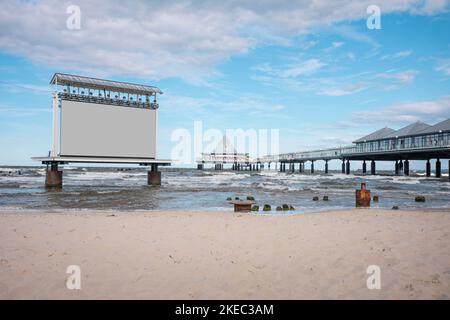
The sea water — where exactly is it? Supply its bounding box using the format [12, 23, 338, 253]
[0, 166, 449, 213]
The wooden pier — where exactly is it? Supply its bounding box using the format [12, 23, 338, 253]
[198, 120, 450, 178]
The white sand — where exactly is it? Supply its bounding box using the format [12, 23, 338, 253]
[0, 209, 449, 299]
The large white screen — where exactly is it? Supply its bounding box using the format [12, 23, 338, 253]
[60, 100, 156, 158]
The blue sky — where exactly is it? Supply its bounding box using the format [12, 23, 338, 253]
[0, 0, 449, 169]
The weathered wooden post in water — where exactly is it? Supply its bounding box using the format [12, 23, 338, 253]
[229, 200, 255, 212]
[356, 183, 371, 207]
[45, 162, 63, 188]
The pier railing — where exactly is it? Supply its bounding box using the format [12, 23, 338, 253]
[259, 134, 450, 163]
[259, 146, 355, 162]
[197, 153, 255, 164]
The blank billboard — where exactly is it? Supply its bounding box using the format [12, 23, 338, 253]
[60, 100, 156, 158]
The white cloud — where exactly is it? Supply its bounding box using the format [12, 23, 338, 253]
[281, 59, 326, 78]
[320, 82, 368, 96]
[351, 96, 450, 124]
[0, 0, 448, 81]
[381, 50, 412, 60]
[0, 104, 50, 117]
[254, 59, 325, 79]
[435, 59, 450, 75]
[376, 70, 418, 85]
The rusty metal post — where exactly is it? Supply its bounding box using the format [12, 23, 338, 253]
[436, 159, 441, 178]
[45, 162, 63, 188]
[356, 183, 371, 207]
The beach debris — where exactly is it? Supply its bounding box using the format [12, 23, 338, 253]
[323, 196, 329, 201]
[373, 195, 379, 202]
[276, 206, 283, 211]
[312, 196, 319, 201]
[289, 205, 295, 211]
[356, 183, 371, 207]
[251, 205, 259, 212]
[263, 204, 271, 211]
[282, 204, 290, 211]
[247, 196, 255, 201]
[415, 196, 426, 202]
[392, 206, 399, 210]
[230, 200, 255, 212]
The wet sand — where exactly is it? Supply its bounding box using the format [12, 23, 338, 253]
[0, 209, 449, 299]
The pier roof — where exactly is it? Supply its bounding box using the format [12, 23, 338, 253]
[353, 127, 396, 143]
[415, 118, 450, 135]
[383, 121, 430, 139]
[50, 73, 163, 95]
[211, 136, 238, 155]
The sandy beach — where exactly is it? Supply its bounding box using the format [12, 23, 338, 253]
[0, 209, 449, 300]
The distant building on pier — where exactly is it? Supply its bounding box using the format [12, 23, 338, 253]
[197, 136, 257, 170]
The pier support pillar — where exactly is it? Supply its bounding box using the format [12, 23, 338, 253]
[436, 159, 441, 178]
[197, 163, 204, 170]
[426, 160, 431, 177]
[362, 161, 367, 174]
[148, 164, 161, 186]
[299, 162, 304, 173]
[371, 160, 376, 175]
[311, 161, 315, 174]
[345, 160, 350, 175]
[291, 163, 295, 173]
[404, 160, 410, 176]
[395, 160, 399, 175]
[399, 160, 403, 172]
[341, 160, 345, 174]
[45, 163, 62, 188]
[325, 160, 329, 174]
